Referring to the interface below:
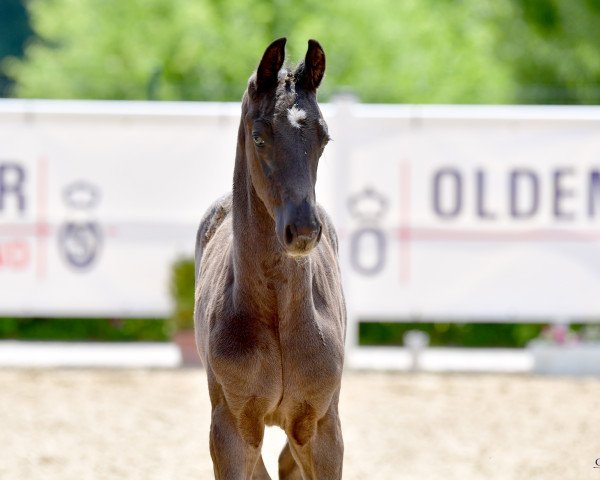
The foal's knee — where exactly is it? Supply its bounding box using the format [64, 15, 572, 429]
[239, 397, 266, 448]
[289, 402, 318, 446]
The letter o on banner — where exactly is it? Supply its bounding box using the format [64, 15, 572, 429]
[350, 226, 386, 275]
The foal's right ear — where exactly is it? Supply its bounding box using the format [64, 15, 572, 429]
[256, 37, 287, 92]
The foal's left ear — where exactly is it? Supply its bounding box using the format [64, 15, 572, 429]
[256, 37, 287, 92]
[296, 39, 326, 91]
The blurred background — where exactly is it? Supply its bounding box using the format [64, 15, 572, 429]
[1, 1, 600, 479]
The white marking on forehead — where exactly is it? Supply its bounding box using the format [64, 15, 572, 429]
[277, 68, 289, 81]
[287, 106, 307, 129]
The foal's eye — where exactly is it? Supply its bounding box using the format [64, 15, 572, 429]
[252, 134, 265, 147]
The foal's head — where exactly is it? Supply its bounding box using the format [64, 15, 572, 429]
[242, 38, 330, 257]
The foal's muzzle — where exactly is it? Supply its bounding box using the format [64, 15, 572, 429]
[276, 200, 322, 256]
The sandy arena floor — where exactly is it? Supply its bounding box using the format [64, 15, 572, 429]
[1, 369, 599, 480]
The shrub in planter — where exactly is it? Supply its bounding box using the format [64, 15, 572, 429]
[528, 323, 600, 375]
[169, 257, 201, 366]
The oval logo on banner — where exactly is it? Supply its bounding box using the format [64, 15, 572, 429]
[58, 222, 102, 270]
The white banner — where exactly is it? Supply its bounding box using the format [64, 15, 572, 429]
[1, 100, 599, 321]
[0, 100, 240, 316]
[337, 103, 600, 323]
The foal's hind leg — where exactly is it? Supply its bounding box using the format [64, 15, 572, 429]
[278, 443, 302, 480]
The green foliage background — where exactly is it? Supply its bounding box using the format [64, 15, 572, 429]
[0, 317, 170, 341]
[2, 0, 600, 104]
[360, 322, 545, 348]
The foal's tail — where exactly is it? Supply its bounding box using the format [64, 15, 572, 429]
[194, 193, 232, 286]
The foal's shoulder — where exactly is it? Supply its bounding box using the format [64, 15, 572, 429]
[195, 193, 232, 279]
[316, 204, 339, 254]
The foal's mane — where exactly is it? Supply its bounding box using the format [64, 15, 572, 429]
[248, 62, 312, 119]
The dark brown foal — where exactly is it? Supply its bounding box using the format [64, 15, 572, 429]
[194, 38, 345, 480]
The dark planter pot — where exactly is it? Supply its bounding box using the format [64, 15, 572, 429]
[173, 329, 202, 367]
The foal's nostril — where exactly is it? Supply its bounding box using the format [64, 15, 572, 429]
[281, 215, 321, 252]
[285, 225, 294, 245]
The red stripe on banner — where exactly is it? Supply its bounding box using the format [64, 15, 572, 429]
[0, 224, 39, 236]
[398, 160, 411, 284]
[36, 157, 49, 280]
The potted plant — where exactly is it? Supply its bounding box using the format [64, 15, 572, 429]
[528, 323, 600, 375]
[169, 257, 202, 366]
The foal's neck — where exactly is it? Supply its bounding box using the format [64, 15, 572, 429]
[231, 131, 311, 322]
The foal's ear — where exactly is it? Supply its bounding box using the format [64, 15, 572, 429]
[296, 39, 326, 91]
[256, 37, 287, 92]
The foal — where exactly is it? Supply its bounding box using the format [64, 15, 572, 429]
[194, 38, 346, 480]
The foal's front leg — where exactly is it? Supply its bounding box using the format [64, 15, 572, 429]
[284, 402, 343, 480]
[209, 398, 269, 480]
[278, 442, 303, 480]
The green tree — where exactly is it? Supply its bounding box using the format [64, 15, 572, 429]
[291, 0, 514, 103]
[5, 0, 274, 100]
[497, 0, 600, 103]
[5, 0, 515, 103]
[5, 0, 600, 104]
[0, 0, 33, 97]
